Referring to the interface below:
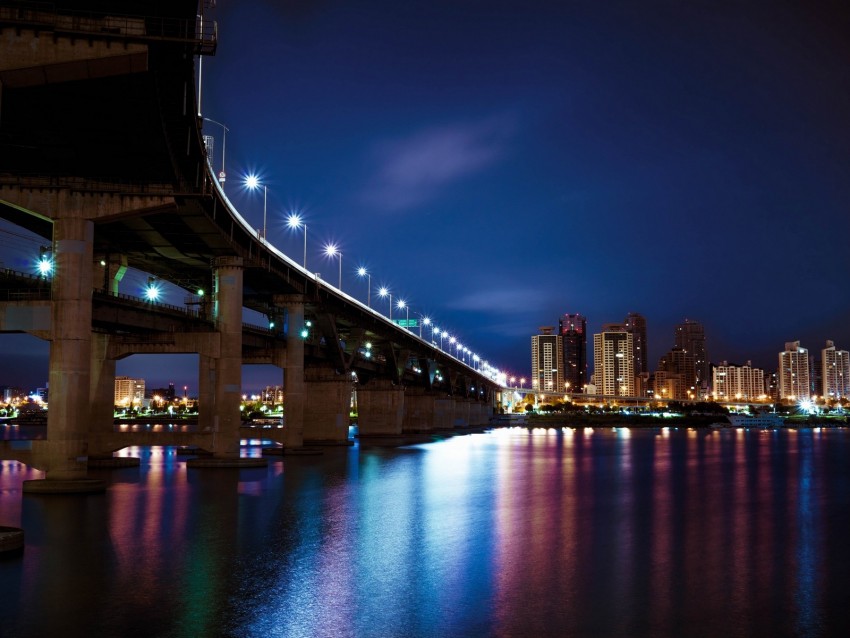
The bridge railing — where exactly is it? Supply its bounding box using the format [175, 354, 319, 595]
[0, 267, 51, 301]
[93, 288, 205, 319]
[0, 3, 217, 55]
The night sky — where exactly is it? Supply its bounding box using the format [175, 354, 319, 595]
[2, 1, 849, 392]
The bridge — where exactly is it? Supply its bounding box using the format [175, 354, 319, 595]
[0, 1, 505, 492]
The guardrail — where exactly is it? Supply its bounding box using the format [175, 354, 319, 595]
[0, 3, 217, 55]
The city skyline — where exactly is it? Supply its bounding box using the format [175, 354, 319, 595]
[2, 1, 849, 389]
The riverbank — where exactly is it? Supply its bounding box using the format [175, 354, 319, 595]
[515, 413, 848, 428]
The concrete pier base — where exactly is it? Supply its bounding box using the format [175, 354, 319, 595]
[88, 456, 141, 468]
[262, 447, 323, 456]
[357, 379, 405, 436]
[186, 457, 268, 468]
[0, 526, 25, 555]
[22, 478, 106, 494]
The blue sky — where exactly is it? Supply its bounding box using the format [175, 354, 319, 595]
[2, 1, 849, 392]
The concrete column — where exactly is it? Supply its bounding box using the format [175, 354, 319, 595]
[26, 216, 103, 491]
[453, 399, 470, 428]
[88, 333, 115, 437]
[304, 364, 351, 445]
[468, 402, 488, 427]
[357, 379, 405, 436]
[276, 295, 305, 448]
[197, 354, 215, 433]
[433, 397, 455, 430]
[402, 389, 436, 433]
[210, 256, 243, 458]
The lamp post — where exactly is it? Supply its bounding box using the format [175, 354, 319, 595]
[378, 287, 392, 320]
[324, 243, 342, 289]
[441, 330, 447, 350]
[286, 213, 307, 268]
[396, 299, 408, 329]
[420, 315, 430, 339]
[357, 267, 371, 307]
[245, 175, 267, 241]
[202, 117, 229, 187]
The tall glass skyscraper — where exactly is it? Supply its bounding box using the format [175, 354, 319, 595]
[674, 319, 708, 387]
[559, 313, 587, 393]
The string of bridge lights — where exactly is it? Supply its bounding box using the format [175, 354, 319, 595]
[237, 170, 506, 384]
[22, 131, 509, 387]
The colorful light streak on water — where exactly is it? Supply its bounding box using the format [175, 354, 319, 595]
[1, 429, 849, 637]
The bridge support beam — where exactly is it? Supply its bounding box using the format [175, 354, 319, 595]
[433, 397, 455, 430]
[189, 257, 265, 467]
[402, 389, 436, 433]
[469, 401, 490, 427]
[276, 295, 305, 449]
[25, 217, 104, 493]
[452, 399, 470, 428]
[357, 379, 405, 436]
[303, 365, 351, 445]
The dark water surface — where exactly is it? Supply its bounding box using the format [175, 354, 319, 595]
[2, 427, 850, 637]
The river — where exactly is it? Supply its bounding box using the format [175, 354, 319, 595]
[2, 426, 849, 637]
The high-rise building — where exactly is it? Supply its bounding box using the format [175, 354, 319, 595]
[822, 340, 850, 400]
[653, 347, 694, 400]
[558, 313, 587, 393]
[674, 319, 708, 387]
[115, 376, 145, 407]
[712, 361, 766, 402]
[593, 327, 635, 397]
[778, 341, 810, 401]
[624, 312, 648, 375]
[531, 327, 564, 396]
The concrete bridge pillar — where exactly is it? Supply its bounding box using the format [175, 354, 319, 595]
[304, 364, 351, 445]
[197, 354, 215, 432]
[469, 401, 490, 427]
[402, 389, 436, 433]
[433, 397, 455, 430]
[25, 216, 104, 492]
[357, 379, 405, 436]
[276, 295, 305, 449]
[88, 333, 115, 438]
[453, 399, 470, 428]
[206, 256, 244, 460]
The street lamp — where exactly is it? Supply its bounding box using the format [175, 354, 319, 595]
[286, 212, 307, 268]
[202, 117, 228, 186]
[324, 243, 342, 289]
[440, 330, 448, 350]
[244, 174, 267, 241]
[378, 287, 392, 320]
[357, 267, 371, 307]
[420, 315, 430, 339]
[396, 299, 409, 329]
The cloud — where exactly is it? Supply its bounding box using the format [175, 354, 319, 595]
[447, 288, 548, 314]
[362, 115, 514, 211]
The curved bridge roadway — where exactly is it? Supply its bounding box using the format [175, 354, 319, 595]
[0, 1, 504, 490]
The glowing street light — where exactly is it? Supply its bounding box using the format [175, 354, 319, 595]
[357, 267, 371, 307]
[396, 299, 409, 328]
[420, 315, 430, 339]
[37, 247, 53, 277]
[145, 277, 160, 301]
[378, 287, 392, 320]
[244, 174, 268, 241]
[286, 212, 307, 268]
[440, 330, 448, 350]
[324, 243, 342, 289]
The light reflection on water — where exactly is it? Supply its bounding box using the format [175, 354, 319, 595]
[1, 428, 849, 637]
